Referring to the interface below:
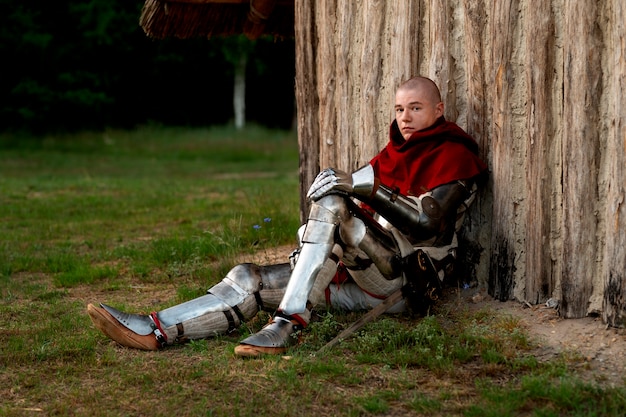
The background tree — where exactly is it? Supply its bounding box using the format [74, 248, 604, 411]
[221, 35, 256, 130]
[0, 0, 295, 134]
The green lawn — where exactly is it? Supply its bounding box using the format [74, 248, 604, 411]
[0, 125, 624, 416]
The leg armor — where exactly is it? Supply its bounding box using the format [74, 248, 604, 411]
[328, 280, 407, 314]
[339, 201, 403, 280]
[331, 248, 443, 318]
[236, 196, 350, 354]
[334, 202, 451, 316]
[90, 262, 292, 349]
[279, 194, 405, 316]
[400, 248, 443, 315]
[278, 195, 346, 316]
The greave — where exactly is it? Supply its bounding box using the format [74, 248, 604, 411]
[278, 242, 333, 316]
[104, 263, 293, 345]
[277, 195, 346, 317]
[235, 243, 342, 352]
[161, 263, 291, 343]
[289, 245, 343, 324]
[308, 245, 343, 307]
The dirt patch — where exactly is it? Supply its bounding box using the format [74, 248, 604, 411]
[235, 244, 295, 266]
[446, 287, 626, 387]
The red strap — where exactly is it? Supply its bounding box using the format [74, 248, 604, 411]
[331, 262, 351, 284]
[150, 312, 168, 343]
[325, 287, 332, 306]
[290, 313, 307, 328]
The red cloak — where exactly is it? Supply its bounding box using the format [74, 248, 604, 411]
[370, 117, 487, 196]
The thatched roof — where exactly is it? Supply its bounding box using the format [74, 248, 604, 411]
[140, 0, 295, 40]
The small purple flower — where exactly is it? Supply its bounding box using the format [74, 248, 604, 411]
[463, 283, 470, 290]
[253, 224, 261, 230]
[263, 217, 272, 223]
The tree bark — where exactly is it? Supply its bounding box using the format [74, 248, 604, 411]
[488, 0, 519, 301]
[293, 0, 626, 320]
[560, 1, 602, 318]
[523, 0, 556, 304]
[294, 0, 319, 222]
[602, 0, 626, 326]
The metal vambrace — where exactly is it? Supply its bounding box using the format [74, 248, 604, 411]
[353, 173, 473, 244]
[350, 164, 378, 198]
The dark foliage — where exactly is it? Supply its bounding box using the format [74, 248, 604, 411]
[0, 0, 295, 134]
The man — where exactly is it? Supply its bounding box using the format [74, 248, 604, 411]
[88, 76, 488, 357]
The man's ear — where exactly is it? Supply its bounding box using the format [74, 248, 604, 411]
[436, 102, 444, 117]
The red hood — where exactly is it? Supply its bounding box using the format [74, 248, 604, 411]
[370, 117, 487, 195]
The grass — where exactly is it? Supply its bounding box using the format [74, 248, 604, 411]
[1, 125, 625, 416]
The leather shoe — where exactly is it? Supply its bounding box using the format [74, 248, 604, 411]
[87, 303, 159, 351]
[234, 316, 301, 357]
[233, 344, 287, 357]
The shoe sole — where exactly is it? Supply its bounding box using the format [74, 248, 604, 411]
[234, 344, 287, 357]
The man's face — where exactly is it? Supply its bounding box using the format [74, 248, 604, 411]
[394, 87, 444, 140]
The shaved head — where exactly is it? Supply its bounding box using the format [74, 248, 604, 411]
[397, 76, 442, 104]
[394, 76, 444, 139]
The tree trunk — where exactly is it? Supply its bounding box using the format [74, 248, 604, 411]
[294, 0, 319, 221]
[233, 53, 247, 130]
[488, 0, 519, 301]
[602, 0, 626, 327]
[560, 1, 602, 318]
[522, 0, 557, 305]
[294, 0, 626, 321]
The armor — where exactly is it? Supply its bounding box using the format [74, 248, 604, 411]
[308, 164, 474, 246]
[237, 251, 342, 353]
[91, 167, 480, 353]
[359, 182, 472, 246]
[307, 165, 376, 201]
[277, 168, 474, 318]
[400, 248, 442, 315]
[96, 262, 292, 347]
[338, 201, 402, 279]
[235, 314, 303, 355]
[277, 195, 346, 316]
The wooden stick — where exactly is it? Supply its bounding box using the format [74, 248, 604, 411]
[318, 287, 404, 353]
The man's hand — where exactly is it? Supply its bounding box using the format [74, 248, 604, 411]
[306, 168, 353, 201]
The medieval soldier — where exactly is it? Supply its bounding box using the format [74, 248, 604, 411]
[88, 76, 488, 357]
